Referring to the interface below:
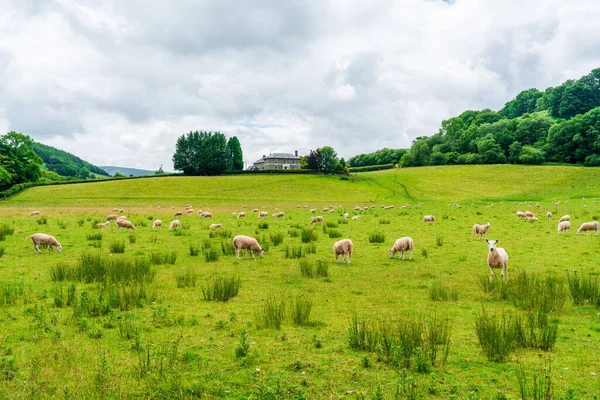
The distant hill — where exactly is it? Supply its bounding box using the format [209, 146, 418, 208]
[31, 142, 109, 178]
[100, 166, 158, 177]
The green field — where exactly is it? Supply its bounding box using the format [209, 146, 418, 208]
[0, 165, 599, 398]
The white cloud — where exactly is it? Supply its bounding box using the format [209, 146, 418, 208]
[1, 0, 600, 170]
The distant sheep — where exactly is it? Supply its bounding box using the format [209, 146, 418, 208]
[117, 215, 127, 221]
[352, 215, 360, 220]
[309, 209, 317, 214]
[237, 212, 246, 218]
[423, 215, 435, 224]
[96, 221, 110, 229]
[333, 239, 353, 265]
[152, 220, 162, 229]
[344, 212, 349, 220]
[25, 233, 62, 253]
[258, 211, 268, 218]
[516, 211, 527, 218]
[525, 211, 534, 217]
[546, 212, 552, 220]
[209, 224, 223, 229]
[527, 217, 539, 222]
[232, 235, 264, 259]
[485, 239, 508, 282]
[559, 215, 570, 223]
[274, 212, 285, 218]
[186, 210, 194, 214]
[252, 208, 258, 213]
[116, 219, 136, 232]
[112, 208, 119, 212]
[389, 237, 414, 260]
[202, 212, 213, 219]
[577, 221, 599, 236]
[106, 214, 118, 221]
[174, 211, 183, 217]
[557, 221, 571, 234]
[472, 222, 491, 241]
[30, 211, 40, 216]
[310, 216, 324, 224]
[169, 220, 181, 231]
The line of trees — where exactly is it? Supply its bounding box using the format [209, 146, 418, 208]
[31, 142, 108, 179]
[172, 131, 243, 175]
[348, 148, 407, 167]
[400, 68, 600, 167]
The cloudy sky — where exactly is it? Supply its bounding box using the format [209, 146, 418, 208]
[1, 0, 600, 171]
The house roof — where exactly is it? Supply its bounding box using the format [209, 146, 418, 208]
[252, 152, 300, 165]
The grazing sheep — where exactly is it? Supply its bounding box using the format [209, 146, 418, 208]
[309, 209, 317, 214]
[96, 221, 110, 229]
[25, 233, 62, 253]
[232, 235, 264, 259]
[559, 215, 570, 223]
[117, 215, 127, 221]
[516, 211, 527, 218]
[237, 212, 246, 218]
[112, 208, 119, 212]
[472, 222, 491, 241]
[30, 211, 40, 216]
[202, 212, 213, 219]
[197, 210, 204, 215]
[174, 211, 183, 217]
[274, 212, 285, 218]
[527, 217, 539, 222]
[576, 221, 599, 236]
[252, 208, 259, 213]
[258, 211, 268, 218]
[209, 223, 223, 229]
[322, 207, 329, 212]
[525, 211, 534, 217]
[423, 215, 435, 224]
[344, 212, 349, 220]
[169, 220, 181, 231]
[152, 220, 162, 229]
[485, 239, 509, 282]
[116, 219, 136, 232]
[333, 239, 353, 265]
[106, 214, 118, 221]
[389, 237, 414, 260]
[546, 212, 552, 220]
[557, 221, 571, 234]
[310, 216, 324, 224]
[186, 210, 194, 214]
[119, 209, 124, 214]
[352, 215, 360, 220]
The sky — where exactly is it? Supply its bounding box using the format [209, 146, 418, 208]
[1, 0, 600, 171]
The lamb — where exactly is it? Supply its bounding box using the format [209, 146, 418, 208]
[174, 211, 183, 217]
[274, 212, 285, 218]
[186, 210, 194, 214]
[258, 211, 268, 218]
[117, 215, 127, 221]
[309, 209, 317, 214]
[352, 215, 360, 220]
[209, 223, 223, 229]
[527, 217, 539, 222]
[559, 215, 570, 223]
[576, 221, 599, 236]
[169, 219, 181, 231]
[389, 237, 414, 260]
[546, 212, 552, 220]
[232, 235, 264, 259]
[237, 212, 246, 218]
[252, 208, 258, 213]
[112, 208, 119, 212]
[344, 212, 349, 220]
[30, 211, 40, 216]
[516, 211, 527, 218]
[116, 219, 136, 232]
[485, 239, 509, 282]
[472, 222, 491, 241]
[423, 215, 435, 224]
[96, 221, 110, 229]
[25, 233, 62, 253]
[333, 239, 353, 265]
[525, 211, 534, 217]
[310, 216, 324, 224]
[202, 212, 213, 219]
[557, 221, 571, 234]
[152, 220, 162, 229]
[106, 214, 118, 221]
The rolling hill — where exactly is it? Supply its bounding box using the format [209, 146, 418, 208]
[100, 166, 158, 177]
[31, 142, 109, 178]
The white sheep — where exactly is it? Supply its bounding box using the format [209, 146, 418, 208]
[117, 215, 127, 221]
[232, 235, 264, 259]
[310, 216, 323, 224]
[152, 220, 162, 229]
[309, 209, 317, 214]
[525, 211, 534, 217]
[274, 212, 285, 218]
[577, 221, 599, 236]
[333, 239, 353, 265]
[557, 221, 571, 234]
[106, 214, 118, 221]
[423, 215, 435, 224]
[485, 239, 509, 282]
[25, 233, 62, 253]
[559, 215, 570, 223]
[516, 211, 527, 218]
[258, 211, 268, 218]
[30, 211, 40, 216]
[209, 223, 223, 229]
[527, 216, 539, 222]
[169, 219, 181, 231]
[389, 237, 414, 260]
[472, 222, 491, 241]
[344, 212, 349, 220]
[116, 219, 136, 231]
[186, 209, 194, 214]
[202, 212, 213, 219]
[237, 212, 246, 218]
[546, 211, 552, 220]
[174, 211, 183, 217]
[96, 221, 110, 229]
[352, 215, 360, 220]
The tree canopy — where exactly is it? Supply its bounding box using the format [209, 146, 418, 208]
[173, 131, 242, 175]
[30, 142, 108, 178]
[0, 132, 44, 187]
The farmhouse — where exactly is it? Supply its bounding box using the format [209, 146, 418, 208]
[250, 151, 301, 170]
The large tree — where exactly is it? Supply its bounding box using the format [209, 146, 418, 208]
[227, 136, 244, 171]
[0, 131, 43, 185]
[172, 131, 231, 175]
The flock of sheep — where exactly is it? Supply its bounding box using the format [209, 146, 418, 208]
[22, 201, 599, 283]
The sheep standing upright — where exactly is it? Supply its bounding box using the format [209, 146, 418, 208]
[577, 221, 599, 235]
[557, 221, 571, 234]
[389, 237, 414, 260]
[485, 239, 509, 282]
[232, 235, 264, 259]
[116, 219, 136, 232]
[169, 220, 181, 231]
[423, 215, 435, 224]
[472, 222, 491, 241]
[333, 239, 353, 265]
[546, 212, 552, 220]
[310, 216, 324, 225]
[25, 233, 62, 253]
[152, 220, 162, 229]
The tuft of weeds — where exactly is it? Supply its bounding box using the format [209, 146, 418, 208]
[301, 228, 318, 243]
[421, 248, 428, 258]
[0, 247, 4, 258]
[37, 217, 47, 225]
[509, 271, 566, 313]
[201, 275, 241, 302]
[175, 269, 197, 288]
[328, 229, 343, 238]
[304, 243, 317, 254]
[128, 234, 136, 244]
[566, 270, 599, 305]
[256, 296, 286, 329]
[204, 249, 220, 262]
[325, 221, 338, 228]
[202, 239, 212, 251]
[428, 281, 459, 301]
[286, 246, 305, 259]
[269, 232, 284, 246]
[478, 275, 510, 300]
[109, 241, 125, 254]
[288, 229, 299, 238]
[379, 219, 391, 225]
[49, 263, 76, 282]
[289, 296, 312, 325]
[87, 232, 102, 241]
[57, 220, 68, 230]
[299, 260, 314, 277]
[189, 244, 200, 256]
[368, 232, 386, 243]
[436, 236, 444, 246]
[474, 309, 517, 362]
[0, 224, 15, 241]
[258, 222, 269, 230]
[517, 358, 553, 400]
[316, 260, 329, 277]
[235, 328, 250, 358]
[221, 240, 235, 256]
[209, 229, 232, 239]
[150, 251, 177, 265]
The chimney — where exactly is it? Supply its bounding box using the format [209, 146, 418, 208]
[262, 155, 266, 158]
[295, 150, 298, 157]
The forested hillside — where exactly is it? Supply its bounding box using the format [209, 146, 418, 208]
[400, 68, 600, 167]
[31, 142, 108, 178]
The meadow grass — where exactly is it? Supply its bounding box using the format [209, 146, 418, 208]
[0, 165, 599, 398]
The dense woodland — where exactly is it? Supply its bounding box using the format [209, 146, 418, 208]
[172, 131, 243, 175]
[399, 68, 600, 167]
[31, 142, 108, 179]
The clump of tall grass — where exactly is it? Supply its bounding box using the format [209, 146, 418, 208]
[0, 247, 4, 258]
[517, 359, 553, 400]
[289, 296, 312, 325]
[304, 243, 317, 254]
[221, 240, 235, 256]
[436, 236, 444, 246]
[478, 275, 510, 300]
[328, 229, 343, 238]
[428, 281, 459, 301]
[379, 219, 391, 225]
[301, 228, 318, 243]
[128, 234, 136, 244]
[474, 309, 517, 363]
[368, 232, 386, 243]
[325, 221, 338, 228]
[209, 229, 232, 239]
[0, 224, 15, 241]
[57, 220, 68, 229]
[285, 246, 305, 259]
[175, 269, 197, 288]
[202, 239, 212, 251]
[87, 232, 103, 241]
[514, 309, 559, 351]
[149, 251, 177, 265]
[299, 260, 328, 278]
[205, 249, 220, 262]
[508, 271, 566, 313]
[201, 275, 240, 301]
[0, 281, 30, 306]
[189, 244, 200, 256]
[316, 260, 329, 277]
[49, 263, 76, 282]
[288, 229, 299, 238]
[74, 253, 156, 285]
[269, 232, 284, 246]
[566, 270, 599, 305]
[37, 217, 47, 225]
[258, 222, 269, 230]
[109, 241, 125, 254]
[255, 296, 286, 329]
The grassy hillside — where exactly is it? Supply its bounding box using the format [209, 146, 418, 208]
[0, 165, 599, 398]
[31, 142, 109, 178]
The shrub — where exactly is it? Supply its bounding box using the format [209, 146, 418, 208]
[368, 232, 385, 243]
[201, 275, 241, 301]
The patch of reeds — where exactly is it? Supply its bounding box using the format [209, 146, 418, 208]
[209, 229, 232, 239]
[204, 249, 220, 262]
[289, 296, 312, 325]
[566, 270, 599, 305]
[175, 269, 197, 288]
[258, 222, 269, 230]
[269, 232, 284, 246]
[368, 232, 386, 243]
[285, 246, 305, 259]
[255, 296, 286, 329]
[428, 281, 459, 301]
[328, 229, 343, 238]
[201, 275, 240, 301]
[221, 240, 235, 256]
[109, 241, 125, 254]
[87, 232, 103, 241]
[301, 228, 318, 243]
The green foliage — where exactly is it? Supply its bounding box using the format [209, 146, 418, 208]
[428, 282, 458, 301]
[256, 296, 286, 329]
[0, 132, 43, 185]
[172, 130, 236, 175]
[474, 309, 517, 363]
[201, 275, 240, 302]
[368, 232, 385, 243]
[289, 296, 312, 325]
[227, 136, 244, 171]
[235, 328, 250, 358]
[301, 228, 318, 243]
[109, 241, 125, 254]
[566, 271, 599, 305]
[30, 141, 107, 178]
[348, 148, 407, 167]
[517, 359, 553, 400]
[175, 269, 197, 288]
[269, 232, 284, 246]
[204, 249, 220, 262]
